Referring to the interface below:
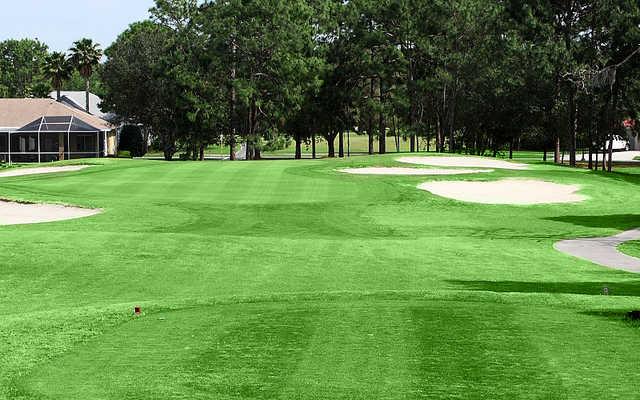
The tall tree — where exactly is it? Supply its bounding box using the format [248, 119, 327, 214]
[42, 52, 73, 101]
[69, 38, 103, 112]
[102, 21, 179, 160]
[0, 38, 50, 98]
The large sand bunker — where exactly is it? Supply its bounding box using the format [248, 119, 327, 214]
[417, 178, 586, 205]
[339, 167, 493, 175]
[0, 165, 90, 178]
[398, 156, 528, 170]
[0, 200, 101, 225]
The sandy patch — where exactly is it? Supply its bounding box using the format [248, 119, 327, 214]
[0, 165, 90, 178]
[339, 167, 493, 175]
[417, 178, 586, 205]
[398, 156, 528, 170]
[0, 200, 101, 225]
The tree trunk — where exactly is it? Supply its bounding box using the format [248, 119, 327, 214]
[56, 88, 61, 102]
[368, 77, 375, 155]
[410, 135, 416, 152]
[199, 144, 205, 161]
[312, 132, 316, 159]
[554, 136, 561, 164]
[608, 86, 619, 172]
[509, 140, 513, 159]
[338, 131, 344, 157]
[85, 78, 90, 113]
[568, 86, 577, 167]
[393, 116, 399, 153]
[378, 112, 386, 154]
[229, 40, 237, 161]
[436, 116, 443, 153]
[327, 133, 336, 157]
[295, 134, 302, 159]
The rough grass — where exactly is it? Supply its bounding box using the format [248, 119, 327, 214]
[1, 154, 640, 399]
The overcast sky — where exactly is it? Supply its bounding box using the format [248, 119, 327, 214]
[1, 0, 156, 52]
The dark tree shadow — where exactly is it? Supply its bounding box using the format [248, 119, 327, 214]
[449, 280, 640, 297]
[544, 214, 640, 231]
[581, 310, 640, 328]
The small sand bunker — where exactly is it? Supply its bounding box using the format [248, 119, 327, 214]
[0, 165, 90, 178]
[417, 178, 586, 205]
[339, 167, 493, 175]
[398, 156, 528, 170]
[0, 200, 101, 225]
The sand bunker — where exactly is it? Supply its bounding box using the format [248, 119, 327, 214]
[339, 167, 493, 175]
[417, 178, 586, 205]
[398, 156, 528, 170]
[0, 165, 90, 178]
[0, 200, 101, 225]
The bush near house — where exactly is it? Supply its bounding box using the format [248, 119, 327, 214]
[118, 125, 146, 157]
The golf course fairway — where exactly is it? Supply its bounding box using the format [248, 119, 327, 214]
[1, 155, 640, 399]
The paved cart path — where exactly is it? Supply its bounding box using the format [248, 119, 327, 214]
[554, 228, 640, 273]
[0, 165, 89, 178]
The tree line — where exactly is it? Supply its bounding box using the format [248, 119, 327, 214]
[2, 0, 639, 169]
[0, 38, 103, 110]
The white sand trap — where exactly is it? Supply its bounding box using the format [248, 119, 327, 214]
[339, 167, 493, 175]
[0, 165, 90, 178]
[417, 179, 586, 205]
[0, 200, 101, 225]
[398, 156, 528, 170]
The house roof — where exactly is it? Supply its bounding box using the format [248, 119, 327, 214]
[48, 91, 114, 120]
[0, 98, 112, 131]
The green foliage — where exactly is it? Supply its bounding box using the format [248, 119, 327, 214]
[118, 125, 146, 157]
[69, 38, 102, 80]
[42, 52, 73, 99]
[0, 39, 50, 97]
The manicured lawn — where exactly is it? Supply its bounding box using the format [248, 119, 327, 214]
[1, 153, 640, 399]
[619, 241, 640, 258]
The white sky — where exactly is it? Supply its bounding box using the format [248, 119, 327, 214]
[1, 0, 156, 52]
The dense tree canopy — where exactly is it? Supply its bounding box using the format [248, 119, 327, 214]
[0, 39, 50, 98]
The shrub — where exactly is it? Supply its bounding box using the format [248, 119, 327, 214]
[118, 125, 146, 157]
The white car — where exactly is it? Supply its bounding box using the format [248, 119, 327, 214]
[604, 135, 630, 152]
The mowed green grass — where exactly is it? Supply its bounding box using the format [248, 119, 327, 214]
[1, 154, 640, 399]
[619, 241, 640, 258]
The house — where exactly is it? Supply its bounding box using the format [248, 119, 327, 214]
[48, 91, 116, 121]
[0, 98, 117, 163]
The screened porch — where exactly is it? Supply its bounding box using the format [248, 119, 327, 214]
[0, 116, 106, 163]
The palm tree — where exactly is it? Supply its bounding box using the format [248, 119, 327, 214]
[69, 38, 102, 113]
[42, 52, 73, 101]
